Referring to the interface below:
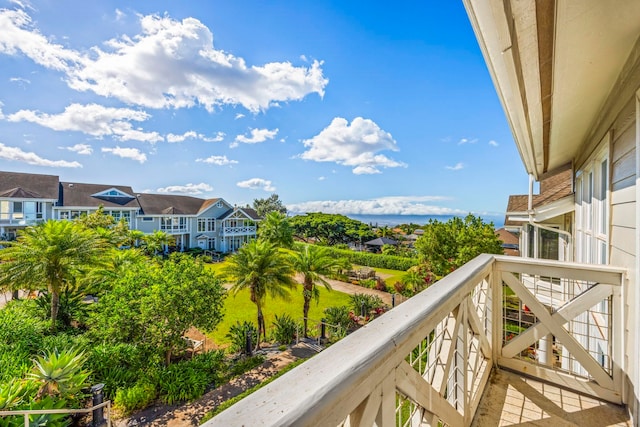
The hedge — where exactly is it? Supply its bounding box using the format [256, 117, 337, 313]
[294, 243, 418, 271]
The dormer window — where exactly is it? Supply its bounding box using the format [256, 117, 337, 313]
[91, 188, 135, 206]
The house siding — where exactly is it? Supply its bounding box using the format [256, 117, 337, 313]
[609, 97, 638, 419]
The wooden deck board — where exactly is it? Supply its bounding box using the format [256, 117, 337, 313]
[472, 369, 630, 426]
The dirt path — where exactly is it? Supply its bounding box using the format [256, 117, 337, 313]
[114, 345, 317, 427]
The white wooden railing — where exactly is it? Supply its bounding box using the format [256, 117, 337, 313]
[206, 254, 625, 426]
[222, 225, 256, 236]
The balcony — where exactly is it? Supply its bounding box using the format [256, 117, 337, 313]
[0, 214, 43, 226]
[207, 254, 628, 426]
[160, 225, 188, 233]
[222, 225, 256, 236]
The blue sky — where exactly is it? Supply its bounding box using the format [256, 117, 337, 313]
[0, 0, 529, 217]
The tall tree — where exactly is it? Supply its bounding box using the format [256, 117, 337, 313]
[258, 211, 294, 248]
[223, 240, 296, 344]
[414, 214, 503, 276]
[91, 253, 226, 365]
[0, 220, 111, 330]
[253, 194, 287, 217]
[288, 213, 375, 246]
[289, 245, 349, 337]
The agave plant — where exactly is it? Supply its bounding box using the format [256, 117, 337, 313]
[0, 380, 30, 410]
[28, 348, 90, 402]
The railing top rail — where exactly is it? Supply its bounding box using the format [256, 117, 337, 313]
[494, 255, 626, 285]
[207, 254, 495, 427]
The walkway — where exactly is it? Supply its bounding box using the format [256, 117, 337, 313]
[472, 369, 630, 426]
[296, 273, 394, 306]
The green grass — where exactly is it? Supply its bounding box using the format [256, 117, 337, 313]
[353, 264, 406, 286]
[210, 282, 352, 347]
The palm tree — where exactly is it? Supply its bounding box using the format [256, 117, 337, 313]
[290, 245, 350, 337]
[143, 230, 174, 256]
[0, 220, 110, 331]
[258, 211, 294, 248]
[223, 239, 296, 345]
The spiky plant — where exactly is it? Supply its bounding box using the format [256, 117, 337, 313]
[28, 348, 89, 402]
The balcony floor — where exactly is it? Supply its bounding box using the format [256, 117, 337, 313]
[472, 369, 630, 426]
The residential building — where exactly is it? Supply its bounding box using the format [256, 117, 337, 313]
[0, 171, 259, 252]
[0, 171, 58, 240]
[208, 1, 640, 425]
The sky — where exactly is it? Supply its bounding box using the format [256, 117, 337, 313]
[0, 0, 530, 218]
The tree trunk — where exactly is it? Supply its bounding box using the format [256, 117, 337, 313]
[165, 349, 172, 366]
[303, 281, 313, 337]
[50, 289, 60, 332]
[256, 305, 264, 349]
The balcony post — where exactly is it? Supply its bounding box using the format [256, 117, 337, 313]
[491, 267, 502, 365]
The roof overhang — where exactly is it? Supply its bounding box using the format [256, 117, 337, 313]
[463, 0, 640, 179]
[506, 193, 574, 224]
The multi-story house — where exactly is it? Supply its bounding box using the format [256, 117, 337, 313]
[0, 171, 259, 252]
[209, 1, 640, 426]
[0, 171, 59, 240]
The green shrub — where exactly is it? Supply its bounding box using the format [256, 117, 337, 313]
[86, 343, 159, 399]
[323, 306, 352, 329]
[114, 381, 156, 414]
[350, 294, 385, 315]
[270, 314, 298, 345]
[156, 363, 210, 405]
[226, 321, 259, 355]
[313, 245, 418, 271]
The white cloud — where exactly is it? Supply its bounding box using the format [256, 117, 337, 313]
[7, 103, 163, 143]
[9, 76, 30, 85]
[196, 155, 238, 166]
[114, 8, 125, 21]
[101, 146, 147, 163]
[0, 142, 82, 167]
[299, 117, 406, 174]
[0, 10, 328, 112]
[287, 196, 462, 216]
[489, 140, 499, 147]
[231, 127, 278, 148]
[9, 0, 35, 11]
[236, 178, 275, 191]
[0, 9, 83, 71]
[166, 130, 224, 143]
[235, 113, 245, 120]
[457, 138, 477, 145]
[59, 143, 92, 155]
[156, 182, 213, 195]
[446, 162, 464, 171]
[318, 176, 326, 181]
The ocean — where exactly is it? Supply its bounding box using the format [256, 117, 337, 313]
[342, 214, 505, 229]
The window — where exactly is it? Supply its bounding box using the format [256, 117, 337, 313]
[198, 218, 216, 232]
[575, 147, 608, 265]
[12, 202, 23, 219]
[141, 217, 153, 222]
[0, 201, 8, 220]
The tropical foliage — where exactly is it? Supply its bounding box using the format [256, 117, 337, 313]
[0, 220, 111, 330]
[414, 214, 503, 276]
[258, 211, 294, 248]
[288, 213, 375, 246]
[90, 253, 226, 365]
[223, 240, 296, 344]
[289, 245, 350, 336]
[253, 193, 287, 217]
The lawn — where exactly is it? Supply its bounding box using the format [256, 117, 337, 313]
[353, 264, 407, 286]
[208, 270, 352, 346]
